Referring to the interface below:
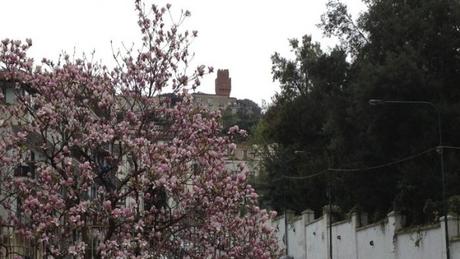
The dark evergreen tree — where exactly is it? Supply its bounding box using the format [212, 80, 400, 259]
[256, 0, 460, 225]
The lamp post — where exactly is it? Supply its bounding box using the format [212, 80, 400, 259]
[327, 169, 333, 259]
[369, 99, 450, 259]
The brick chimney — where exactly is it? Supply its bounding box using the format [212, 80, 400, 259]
[215, 69, 231, 97]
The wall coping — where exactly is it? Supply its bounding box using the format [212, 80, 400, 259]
[396, 222, 440, 235]
[332, 218, 352, 227]
[273, 215, 284, 222]
[292, 215, 303, 222]
[273, 211, 297, 224]
[356, 218, 388, 232]
[440, 214, 456, 221]
[305, 216, 324, 227]
[451, 236, 460, 243]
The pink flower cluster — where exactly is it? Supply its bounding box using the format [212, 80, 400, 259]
[0, 1, 280, 258]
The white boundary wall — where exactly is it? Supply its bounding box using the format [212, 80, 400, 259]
[272, 209, 460, 259]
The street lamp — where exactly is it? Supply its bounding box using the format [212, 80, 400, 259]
[369, 99, 450, 259]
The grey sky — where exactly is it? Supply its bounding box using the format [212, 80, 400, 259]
[0, 0, 366, 105]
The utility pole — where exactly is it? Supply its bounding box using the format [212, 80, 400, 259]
[284, 182, 289, 257]
[327, 169, 333, 259]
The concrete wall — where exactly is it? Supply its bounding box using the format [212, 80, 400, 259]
[332, 217, 356, 259]
[355, 218, 392, 259]
[451, 239, 460, 259]
[272, 209, 460, 259]
[305, 216, 327, 259]
[395, 224, 442, 259]
[290, 214, 306, 259]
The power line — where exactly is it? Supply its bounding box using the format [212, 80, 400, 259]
[442, 145, 460, 150]
[329, 147, 436, 173]
[281, 170, 328, 180]
[274, 146, 437, 181]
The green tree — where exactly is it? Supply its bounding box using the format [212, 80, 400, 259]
[344, 0, 460, 224]
[222, 98, 262, 136]
[257, 0, 460, 225]
[255, 36, 351, 214]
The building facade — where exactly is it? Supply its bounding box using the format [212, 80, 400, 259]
[192, 69, 237, 112]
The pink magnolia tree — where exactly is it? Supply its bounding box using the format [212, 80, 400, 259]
[0, 1, 280, 258]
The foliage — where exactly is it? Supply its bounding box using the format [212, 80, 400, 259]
[257, 0, 460, 225]
[221, 98, 262, 137]
[0, 1, 280, 258]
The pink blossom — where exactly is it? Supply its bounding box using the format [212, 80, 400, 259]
[0, 1, 281, 258]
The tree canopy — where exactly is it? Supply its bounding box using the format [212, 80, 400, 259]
[256, 0, 460, 225]
[221, 98, 262, 137]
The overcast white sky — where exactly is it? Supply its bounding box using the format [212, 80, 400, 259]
[0, 0, 366, 105]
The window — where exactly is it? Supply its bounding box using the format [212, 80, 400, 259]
[14, 151, 36, 178]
